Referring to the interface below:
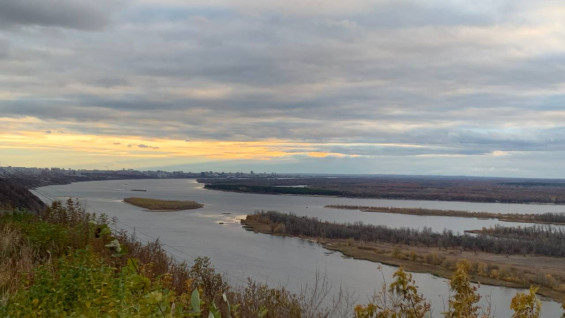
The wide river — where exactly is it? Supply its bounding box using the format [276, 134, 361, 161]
[35, 179, 564, 317]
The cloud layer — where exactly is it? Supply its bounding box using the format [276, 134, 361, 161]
[0, 0, 123, 29]
[1, 0, 565, 176]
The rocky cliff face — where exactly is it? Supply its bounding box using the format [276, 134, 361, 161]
[0, 178, 46, 214]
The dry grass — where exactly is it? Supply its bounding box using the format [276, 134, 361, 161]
[0, 224, 37, 304]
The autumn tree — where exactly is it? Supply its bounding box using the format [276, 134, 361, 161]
[389, 267, 431, 317]
[354, 267, 430, 318]
[445, 260, 482, 318]
[510, 286, 541, 318]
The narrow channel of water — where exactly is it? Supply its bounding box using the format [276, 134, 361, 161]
[34, 179, 564, 317]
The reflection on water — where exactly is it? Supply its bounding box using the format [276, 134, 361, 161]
[35, 179, 563, 317]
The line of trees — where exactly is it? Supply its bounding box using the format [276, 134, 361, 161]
[473, 224, 565, 240]
[202, 176, 565, 203]
[326, 205, 565, 225]
[204, 184, 342, 196]
[247, 211, 565, 257]
[532, 213, 565, 224]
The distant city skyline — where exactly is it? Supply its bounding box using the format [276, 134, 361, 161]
[2, 1, 565, 178]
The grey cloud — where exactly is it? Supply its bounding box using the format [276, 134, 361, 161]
[0, 0, 123, 30]
[2, 0, 565, 174]
[86, 77, 130, 88]
[137, 144, 159, 150]
[0, 37, 10, 59]
[154, 149, 565, 178]
[355, 2, 497, 28]
[4, 88, 565, 155]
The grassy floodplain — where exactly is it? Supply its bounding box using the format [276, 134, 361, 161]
[124, 197, 203, 211]
[242, 211, 565, 302]
[326, 205, 565, 225]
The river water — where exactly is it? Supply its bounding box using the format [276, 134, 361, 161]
[35, 179, 564, 317]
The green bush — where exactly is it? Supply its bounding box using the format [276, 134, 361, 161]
[1, 249, 197, 317]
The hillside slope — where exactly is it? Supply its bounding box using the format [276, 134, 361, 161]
[0, 178, 46, 213]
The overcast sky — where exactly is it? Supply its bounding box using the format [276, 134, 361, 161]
[1, 0, 565, 177]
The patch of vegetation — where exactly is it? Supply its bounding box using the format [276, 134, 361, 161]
[499, 182, 565, 188]
[124, 197, 203, 211]
[244, 211, 565, 257]
[243, 211, 565, 301]
[467, 224, 565, 241]
[0, 200, 310, 317]
[1, 200, 564, 317]
[200, 176, 565, 203]
[354, 261, 543, 318]
[327, 205, 565, 225]
[204, 184, 343, 196]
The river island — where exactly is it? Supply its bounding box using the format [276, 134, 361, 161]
[242, 211, 565, 302]
[325, 205, 565, 225]
[124, 197, 203, 211]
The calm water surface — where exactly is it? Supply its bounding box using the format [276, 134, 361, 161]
[35, 179, 564, 317]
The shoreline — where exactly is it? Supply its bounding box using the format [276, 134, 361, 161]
[241, 218, 565, 303]
[32, 178, 565, 206]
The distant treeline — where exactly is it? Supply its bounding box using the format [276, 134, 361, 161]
[326, 205, 565, 225]
[201, 176, 565, 203]
[469, 224, 565, 240]
[204, 184, 342, 196]
[499, 182, 565, 188]
[245, 211, 565, 257]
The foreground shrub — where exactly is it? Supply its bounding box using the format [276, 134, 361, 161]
[2, 202, 564, 317]
[354, 267, 430, 318]
[511, 286, 541, 318]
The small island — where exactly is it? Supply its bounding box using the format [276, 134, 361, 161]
[326, 205, 565, 225]
[124, 197, 203, 211]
